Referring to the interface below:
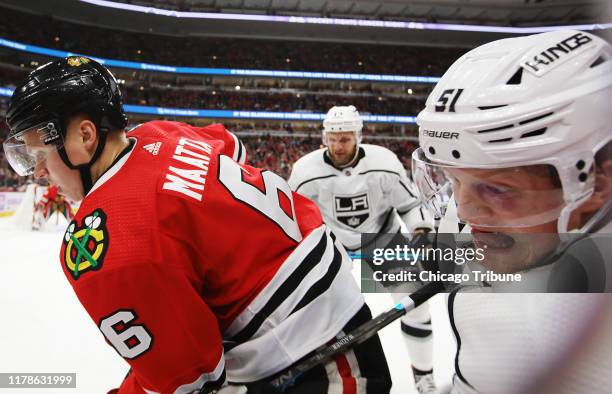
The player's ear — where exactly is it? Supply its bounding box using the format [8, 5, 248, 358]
[78, 118, 98, 155]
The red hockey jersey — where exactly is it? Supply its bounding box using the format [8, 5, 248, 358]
[59, 121, 364, 393]
[43, 184, 59, 202]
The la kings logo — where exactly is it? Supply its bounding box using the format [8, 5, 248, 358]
[334, 193, 370, 229]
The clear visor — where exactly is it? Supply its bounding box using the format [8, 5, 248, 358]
[2, 122, 63, 176]
[412, 147, 567, 228]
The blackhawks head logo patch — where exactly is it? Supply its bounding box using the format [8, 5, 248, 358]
[67, 56, 91, 67]
[62, 209, 109, 280]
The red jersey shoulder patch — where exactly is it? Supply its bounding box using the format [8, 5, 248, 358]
[62, 208, 110, 280]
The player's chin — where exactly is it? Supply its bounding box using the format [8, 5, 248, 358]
[470, 227, 516, 251]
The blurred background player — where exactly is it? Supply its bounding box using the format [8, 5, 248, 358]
[3, 56, 392, 394]
[288, 105, 437, 394]
[412, 30, 612, 393]
[32, 184, 73, 230]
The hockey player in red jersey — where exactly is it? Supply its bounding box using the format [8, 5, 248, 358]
[33, 184, 74, 230]
[3, 56, 392, 393]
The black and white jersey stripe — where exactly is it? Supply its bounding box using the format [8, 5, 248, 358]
[223, 224, 365, 383]
[228, 132, 247, 165]
[143, 356, 226, 394]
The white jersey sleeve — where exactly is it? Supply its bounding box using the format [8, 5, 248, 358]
[289, 145, 433, 250]
[443, 199, 612, 394]
[381, 150, 435, 232]
[288, 151, 325, 201]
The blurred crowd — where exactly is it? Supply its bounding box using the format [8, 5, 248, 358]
[0, 118, 417, 191]
[1, 68, 426, 116]
[123, 86, 426, 115]
[220, 134, 418, 180]
[0, 7, 465, 76]
[0, 4, 434, 191]
[0, 120, 30, 191]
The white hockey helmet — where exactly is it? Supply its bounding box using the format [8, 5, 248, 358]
[412, 30, 612, 232]
[322, 105, 363, 145]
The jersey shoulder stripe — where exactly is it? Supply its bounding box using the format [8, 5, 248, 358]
[223, 225, 364, 381]
[295, 174, 338, 192]
[289, 149, 333, 188]
[228, 228, 329, 343]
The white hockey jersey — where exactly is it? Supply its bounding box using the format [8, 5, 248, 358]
[439, 198, 612, 394]
[288, 144, 433, 250]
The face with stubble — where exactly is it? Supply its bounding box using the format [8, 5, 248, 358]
[446, 165, 567, 273]
[325, 132, 358, 167]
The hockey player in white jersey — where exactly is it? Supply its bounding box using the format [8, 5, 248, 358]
[289, 106, 432, 250]
[289, 105, 438, 394]
[412, 30, 612, 393]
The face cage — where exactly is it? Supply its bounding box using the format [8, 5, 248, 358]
[410, 147, 594, 231]
[3, 121, 64, 176]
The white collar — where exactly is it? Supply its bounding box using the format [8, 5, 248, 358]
[86, 137, 137, 197]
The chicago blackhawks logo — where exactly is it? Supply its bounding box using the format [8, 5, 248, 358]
[67, 56, 91, 67]
[62, 209, 109, 280]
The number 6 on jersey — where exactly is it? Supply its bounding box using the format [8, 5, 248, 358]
[99, 310, 153, 359]
[218, 155, 302, 243]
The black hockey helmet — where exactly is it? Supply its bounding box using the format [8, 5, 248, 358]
[7, 56, 127, 139]
[4, 56, 128, 193]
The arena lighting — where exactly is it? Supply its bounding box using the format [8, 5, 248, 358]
[79, 0, 612, 33]
[0, 38, 440, 83]
[0, 87, 415, 123]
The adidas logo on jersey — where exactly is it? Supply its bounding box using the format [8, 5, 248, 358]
[143, 142, 162, 155]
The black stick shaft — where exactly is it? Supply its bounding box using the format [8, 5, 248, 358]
[269, 281, 444, 391]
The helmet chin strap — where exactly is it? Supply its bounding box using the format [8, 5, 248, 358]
[557, 206, 572, 234]
[533, 198, 612, 272]
[557, 192, 612, 234]
[57, 131, 108, 197]
[574, 198, 612, 234]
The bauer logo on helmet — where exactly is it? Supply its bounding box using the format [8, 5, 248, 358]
[423, 130, 459, 140]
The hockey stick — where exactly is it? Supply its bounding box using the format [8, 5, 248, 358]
[267, 280, 445, 392]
